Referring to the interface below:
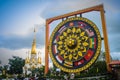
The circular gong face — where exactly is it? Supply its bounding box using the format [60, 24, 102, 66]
[49, 17, 101, 73]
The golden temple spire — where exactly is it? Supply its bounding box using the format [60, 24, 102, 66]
[31, 27, 37, 54]
[25, 51, 30, 63]
[38, 52, 42, 64]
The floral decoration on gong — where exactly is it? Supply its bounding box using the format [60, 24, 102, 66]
[49, 17, 101, 73]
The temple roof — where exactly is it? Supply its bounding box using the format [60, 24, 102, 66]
[31, 28, 36, 54]
[109, 60, 120, 65]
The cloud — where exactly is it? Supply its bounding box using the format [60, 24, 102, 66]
[111, 52, 120, 60]
[108, 34, 120, 52]
[0, 46, 45, 65]
[106, 14, 120, 35]
[0, 0, 47, 50]
[102, 0, 120, 13]
[0, 0, 46, 37]
[41, 0, 102, 18]
[0, 27, 45, 49]
[0, 48, 27, 65]
[0, 16, 45, 37]
[98, 0, 120, 35]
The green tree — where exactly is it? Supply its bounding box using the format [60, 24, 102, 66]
[97, 51, 105, 61]
[8, 56, 25, 74]
[0, 66, 2, 71]
[98, 51, 112, 61]
[0, 60, 1, 64]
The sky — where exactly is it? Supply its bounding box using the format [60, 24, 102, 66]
[0, 0, 120, 66]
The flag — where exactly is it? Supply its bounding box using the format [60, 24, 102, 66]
[85, 28, 94, 37]
[64, 60, 73, 65]
[58, 26, 66, 34]
[64, 60, 73, 67]
[53, 45, 58, 54]
[64, 63, 72, 67]
[74, 59, 84, 66]
[78, 22, 87, 27]
[84, 50, 94, 61]
[69, 22, 74, 27]
[53, 39, 57, 43]
[56, 55, 63, 63]
[56, 35, 59, 41]
[89, 38, 97, 49]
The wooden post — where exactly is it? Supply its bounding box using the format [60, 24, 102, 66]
[100, 5, 111, 72]
[45, 20, 50, 75]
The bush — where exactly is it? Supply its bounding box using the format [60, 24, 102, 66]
[0, 74, 7, 78]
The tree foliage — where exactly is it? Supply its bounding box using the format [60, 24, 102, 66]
[8, 56, 25, 74]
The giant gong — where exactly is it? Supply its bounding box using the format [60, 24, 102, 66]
[49, 17, 101, 73]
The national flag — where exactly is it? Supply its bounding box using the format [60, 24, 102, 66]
[78, 25, 83, 29]
[85, 28, 94, 37]
[53, 32, 59, 43]
[69, 22, 74, 27]
[64, 60, 73, 66]
[78, 22, 87, 27]
[84, 49, 94, 61]
[64, 60, 73, 67]
[53, 39, 57, 43]
[89, 38, 97, 49]
[53, 45, 58, 54]
[56, 55, 63, 63]
[64, 63, 72, 67]
[74, 59, 84, 66]
[94, 38, 97, 48]
[56, 35, 59, 41]
[58, 26, 66, 34]
[58, 55, 63, 61]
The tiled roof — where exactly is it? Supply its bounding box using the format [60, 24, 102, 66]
[109, 60, 120, 65]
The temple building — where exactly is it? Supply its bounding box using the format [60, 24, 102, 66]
[23, 28, 42, 74]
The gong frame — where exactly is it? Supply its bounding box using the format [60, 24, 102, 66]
[45, 4, 111, 75]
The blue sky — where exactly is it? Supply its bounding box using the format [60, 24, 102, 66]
[0, 0, 120, 65]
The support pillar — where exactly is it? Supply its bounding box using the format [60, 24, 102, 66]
[45, 21, 50, 75]
[100, 5, 111, 72]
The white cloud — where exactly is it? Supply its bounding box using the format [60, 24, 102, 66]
[0, 46, 46, 66]
[111, 52, 120, 60]
[0, 48, 27, 65]
[0, 2, 47, 37]
[1, 16, 45, 37]
[57, 0, 101, 11]
[102, 0, 120, 13]
[42, 0, 102, 18]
